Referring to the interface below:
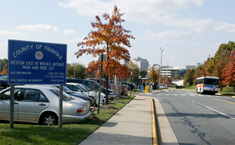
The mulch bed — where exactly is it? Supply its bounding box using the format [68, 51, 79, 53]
[100, 105, 119, 110]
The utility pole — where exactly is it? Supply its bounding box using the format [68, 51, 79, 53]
[159, 47, 164, 89]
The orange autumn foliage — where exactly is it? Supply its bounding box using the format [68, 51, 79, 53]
[1, 70, 7, 75]
[221, 51, 235, 86]
[75, 6, 135, 79]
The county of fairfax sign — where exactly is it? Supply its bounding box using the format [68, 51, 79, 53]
[8, 40, 67, 84]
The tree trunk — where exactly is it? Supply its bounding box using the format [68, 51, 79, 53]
[105, 42, 109, 105]
[233, 86, 235, 93]
[220, 85, 223, 92]
[105, 75, 109, 105]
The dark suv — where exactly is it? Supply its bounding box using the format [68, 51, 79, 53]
[0, 76, 9, 88]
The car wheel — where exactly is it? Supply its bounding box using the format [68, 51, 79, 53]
[40, 113, 58, 125]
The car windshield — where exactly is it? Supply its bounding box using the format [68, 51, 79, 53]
[50, 89, 73, 101]
[63, 86, 73, 94]
[78, 84, 90, 92]
[54, 85, 73, 94]
[82, 84, 92, 91]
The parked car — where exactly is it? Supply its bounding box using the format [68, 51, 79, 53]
[160, 84, 166, 89]
[66, 82, 106, 105]
[125, 82, 135, 91]
[152, 83, 159, 90]
[67, 78, 118, 100]
[52, 85, 93, 105]
[0, 85, 91, 125]
[0, 75, 9, 88]
[87, 78, 128, 96]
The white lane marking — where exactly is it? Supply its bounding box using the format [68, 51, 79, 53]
[192, 100, 235, 119]
[181, 94, 186, 96]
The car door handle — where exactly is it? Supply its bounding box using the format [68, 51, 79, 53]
[39, 103, 46, 106]
[14, 102, 18, 105]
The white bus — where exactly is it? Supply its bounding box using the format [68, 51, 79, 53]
[196, 76, 219, 95]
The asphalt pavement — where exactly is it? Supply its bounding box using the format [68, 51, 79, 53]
[153, 89, 235, 145]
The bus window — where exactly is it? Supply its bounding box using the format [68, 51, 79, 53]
[205, 79, 219, 85]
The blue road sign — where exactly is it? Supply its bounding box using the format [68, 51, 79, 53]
[8, 40, 67, 84]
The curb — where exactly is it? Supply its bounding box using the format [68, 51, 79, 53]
[216, 93, 235, 98]
[152, 99, 159, 145]
[154, 98, 179, 145]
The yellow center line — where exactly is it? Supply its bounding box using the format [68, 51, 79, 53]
[214, 98, 235, 104]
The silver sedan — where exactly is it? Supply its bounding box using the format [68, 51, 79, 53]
[0, 85, 91, 125]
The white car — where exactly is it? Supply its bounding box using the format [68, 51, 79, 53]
[66, 83, 106, 105]
[0, 85, 91, 125]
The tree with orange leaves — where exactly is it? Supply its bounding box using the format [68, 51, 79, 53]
[221, 51, 235, 92]
[1, 70, 7, 75]
[75, 6, 135, 103]
[149, 65, 158, 83]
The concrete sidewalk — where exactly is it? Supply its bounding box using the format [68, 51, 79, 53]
[79, 95, 153, 145]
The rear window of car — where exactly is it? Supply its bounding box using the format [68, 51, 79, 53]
[205, 79, 219, 85]
[21, 89, 49, 102]
[50, 89, 73, 101]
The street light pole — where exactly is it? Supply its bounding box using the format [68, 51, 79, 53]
[159, 47, 164, 89]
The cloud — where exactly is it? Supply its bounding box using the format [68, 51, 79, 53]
[64, 29, 77, 35]
[59, 0, 235, 34]
[0, 43, 8, 59]
[145, 30, 203, 40]
[58, 0, 113, 16]
[58, 0, 204, 23]
[16, 24, 58, 32]
[0, 30, 25, 38]
[214, 23, 235, 32]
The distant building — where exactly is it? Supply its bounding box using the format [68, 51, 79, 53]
[131, 57, 149, 71]
[161, 65, 196, 79]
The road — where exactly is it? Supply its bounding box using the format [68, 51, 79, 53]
[153, 89, 235, 145]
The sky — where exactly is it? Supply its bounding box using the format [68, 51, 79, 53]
[0, 0, 234, 67]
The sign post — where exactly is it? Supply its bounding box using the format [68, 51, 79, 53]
[10, 85, 14, 128]
[8, 40, 67, 128]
